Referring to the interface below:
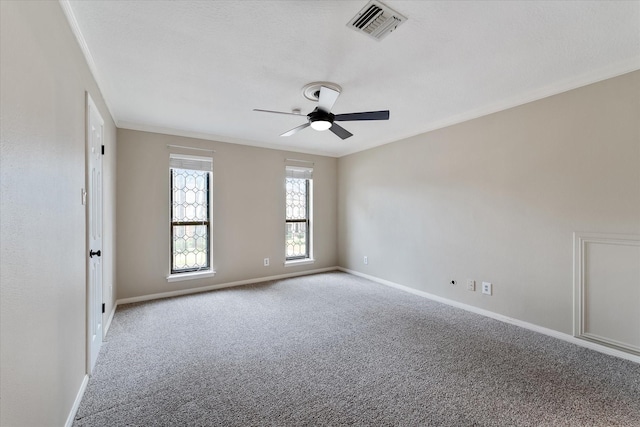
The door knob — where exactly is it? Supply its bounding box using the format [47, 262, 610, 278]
[89, 249, 101, 258]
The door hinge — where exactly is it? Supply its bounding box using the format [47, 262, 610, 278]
[102, 303, 105, 314]
[101, 145, 105, 155]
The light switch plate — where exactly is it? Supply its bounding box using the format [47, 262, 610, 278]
[467, 280, 475, 291]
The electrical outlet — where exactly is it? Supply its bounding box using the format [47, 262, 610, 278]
[263, 258, 269, 267]
[467, 280, 476, 291]
[363, 256, 368, 265]
[482, 282, 492, 295]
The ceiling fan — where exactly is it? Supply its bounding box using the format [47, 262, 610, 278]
[253, 83, 390, 140]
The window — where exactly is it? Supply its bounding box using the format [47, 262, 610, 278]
[285, 165, 312, 261]
[170, 154, 212, 275]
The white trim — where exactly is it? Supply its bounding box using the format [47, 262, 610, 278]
[104, 303, 117, 336]
[58, 1, 117, 124]
[167, 270, 217, 283]
[581, 332, 640, 355]
[573, 231, 640, 355]
[284, 259, 315, 268]
[65, 374, 88, 427]
[169, 155, 214, 277]
[339, 267, 640, 365]
[119, 266, 339, 305]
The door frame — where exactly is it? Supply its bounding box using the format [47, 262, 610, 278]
[86, 92, 104, 374]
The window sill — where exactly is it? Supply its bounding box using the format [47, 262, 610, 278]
[166, 270, 216, 283]
[284, 259, 315, 268]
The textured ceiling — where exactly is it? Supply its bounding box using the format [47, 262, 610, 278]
[63, 0, 640, 157]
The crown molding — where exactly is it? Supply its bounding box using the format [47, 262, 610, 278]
[58, 0, 117, 124]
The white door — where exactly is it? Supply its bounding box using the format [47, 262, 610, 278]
[87, 94, 104, 373]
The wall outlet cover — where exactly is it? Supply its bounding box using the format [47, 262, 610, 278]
[264, 258, 269, 266]
[482, 281, 492, 295]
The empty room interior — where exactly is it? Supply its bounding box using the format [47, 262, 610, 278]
[1, 1, 639, 426]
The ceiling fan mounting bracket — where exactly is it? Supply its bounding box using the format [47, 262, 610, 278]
[302, 81, 342, 102]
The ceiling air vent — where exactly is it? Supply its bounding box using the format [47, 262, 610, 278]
[347, 0, 407, 41]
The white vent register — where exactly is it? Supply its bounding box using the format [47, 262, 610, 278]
[348, 0, 407, 41]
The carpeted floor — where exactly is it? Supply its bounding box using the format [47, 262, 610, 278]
[74, 271, 640, 426]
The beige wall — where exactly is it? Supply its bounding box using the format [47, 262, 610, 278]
[0, 1, 117, 425]
[338, 71, 640, 335]
[116, 129, 338, 300]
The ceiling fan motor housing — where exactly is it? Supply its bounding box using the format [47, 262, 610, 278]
[308, 108, 334, 124]
[308, 108, 334, 130]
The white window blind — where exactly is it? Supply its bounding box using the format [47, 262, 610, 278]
[170, 154, 213, 171]
[285, 165, 313, 180]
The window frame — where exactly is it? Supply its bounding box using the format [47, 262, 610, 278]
[167, 154, 215, 281]
[285, 165, 313, 265]
[285, 178, 310, 261]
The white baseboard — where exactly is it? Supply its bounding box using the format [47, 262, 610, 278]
[65, 374, 88, 427]
[338, 267, 640, 365]
[116, 266, 340, 306]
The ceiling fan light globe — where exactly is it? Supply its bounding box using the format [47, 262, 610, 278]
[310, 120, 332, 131]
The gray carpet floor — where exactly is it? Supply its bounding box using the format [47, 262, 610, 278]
[74, 271, 640, 426]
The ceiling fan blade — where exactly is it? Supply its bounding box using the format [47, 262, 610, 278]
[253, 109, 304, 117]
[317, 86, 340, 112]
[329, 123, 353, 140]
[281, 122, 310, 137]
[333, 110, 390, 121]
